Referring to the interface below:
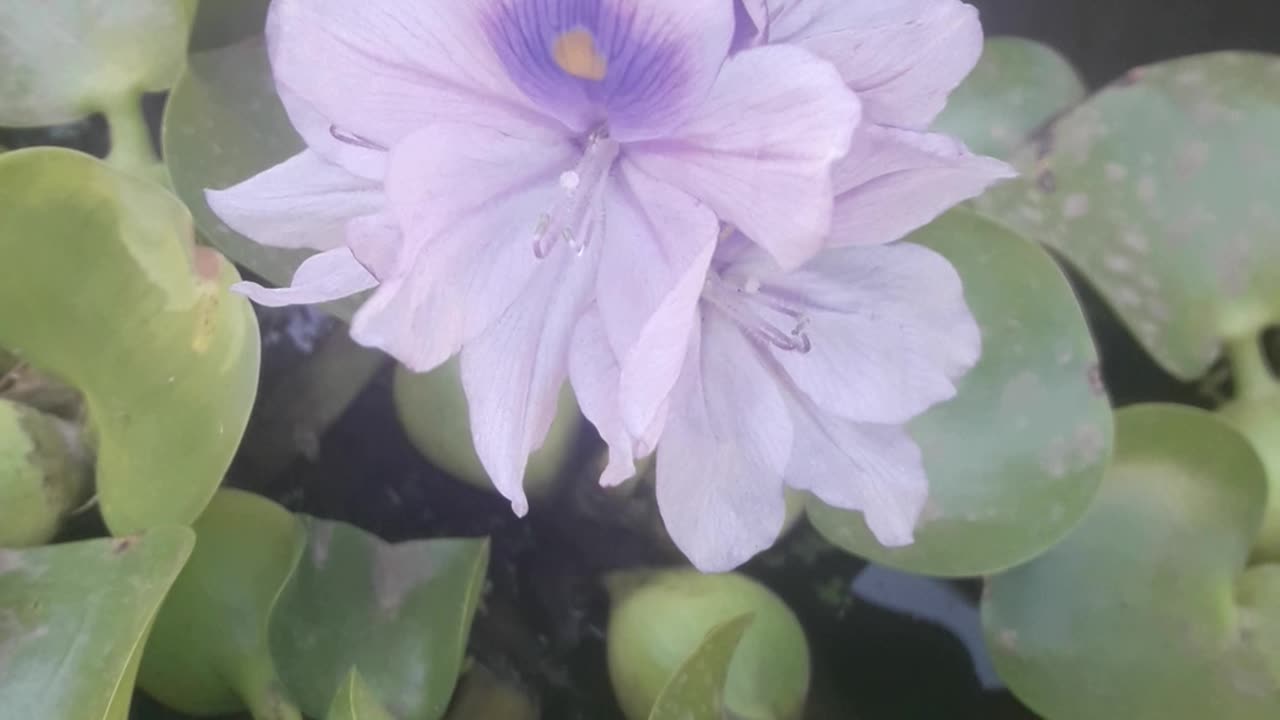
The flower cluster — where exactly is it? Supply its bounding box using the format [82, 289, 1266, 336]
[209, 0, 1012, 571]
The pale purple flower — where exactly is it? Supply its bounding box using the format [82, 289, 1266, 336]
[576, 239, 982, 571]
[207, 0, 861, 515]
[571, 0, 1014, 570]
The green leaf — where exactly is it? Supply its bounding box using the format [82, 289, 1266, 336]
[269, 519, 490, 719]
[443, 665, 538, 720]
[188, 0, 269, 53]
[0, 148, 260, 534]
[162, 37, 361, 318]
[393, 360, 582, 502]
[0, 398, 92, 547]
[0, 0, 197, 126]
[606, 569, 810, 720]
[0, 528, 195, 719]
[934, 37, 1087, 160]
[326, 670, 395, 720]
[807, 209, 1112, 576]
[983, 404, 1280, 719]
[648, 615, 754, 720]
[139, 490, 305, 719]
[974, 51, 1280, 379]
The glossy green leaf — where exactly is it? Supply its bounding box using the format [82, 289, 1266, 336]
[0, 398, 92, 547]
[162, 37, 358, 317]
[0, 148, 260, 534]
[394, 361, 582, 502]
[933, 37, 1087, 160]
[983, 405, 1280, 719]
[807, 209, 1112, 576]
[0, 0, 197, 126]
[270, 519, 489, 719]
[648, 615, 754, 720]
[326, 670, 395, 720]
[139, 490, 305, 719]
[0, 528, 194, 719]
[606, 569, 810, 720]
[974, 51, 1280, 379]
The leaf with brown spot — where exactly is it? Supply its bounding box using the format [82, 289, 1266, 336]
[0, 149, 261, 534]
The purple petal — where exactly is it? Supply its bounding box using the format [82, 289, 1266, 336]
[569, 308, 640, 487]
[626, 44, 858, 270]
[786, 402, 928, 547]
[276, 82, 387, 181]
[205, 150, 383, 251]
[656, 316, 792, 572]
[831, 126, 1015, 247]
[232, 247, 377, 308]
[599, 162, 718, 442]
[345, 212, 401, 281]
[726, 242, 979, 425]
[762, 0, 984, 128]
[267, 0, 560, 152]
[354, 124, 577, 372]
[485, 0, 734, 140]
[460, 245, 599, 516]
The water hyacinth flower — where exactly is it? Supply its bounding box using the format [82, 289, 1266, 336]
[576, 239, 983, 572]
[573, 0, 1014, 570]
[207, 0, 861, 513]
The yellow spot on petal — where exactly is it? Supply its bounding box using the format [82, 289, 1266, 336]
[553, 29, 607, 81]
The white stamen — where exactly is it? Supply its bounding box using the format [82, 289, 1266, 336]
[702, 274, 813, 354]
[533, 129, 619, 259]
[329, 125, 387, 151]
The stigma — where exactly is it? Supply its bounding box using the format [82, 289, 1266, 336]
[532, 129, 620, 258]
[553, 29, 608, 81]
[703, 274, 813, 354]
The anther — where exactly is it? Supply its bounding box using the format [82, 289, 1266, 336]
[704, 275, 814, 354]
[329, 125, 387, 151]
[531, 129, 620, 259]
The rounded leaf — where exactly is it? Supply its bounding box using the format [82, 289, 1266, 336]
[934, 37, 1087, 160]
[0, 148, 261, 534]
[606, 569, 810, 720]
[0, 0, 197, 126]
[393, 361, 582, 502]
[139, 489, 305, 719]
[269, 519, 489, 720]
[974, 52, 1280, 379]
[808, 210, 1112, 576]
[0, 527, 195, 719]
[983, 404, 1280, 719]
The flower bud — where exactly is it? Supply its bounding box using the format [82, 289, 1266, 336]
[605, 568, 810, 720]
[0, 398, 91, 547]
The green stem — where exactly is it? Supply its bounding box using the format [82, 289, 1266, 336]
[100, 92, 164, 182]
[1225, 334, 1279, 403]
